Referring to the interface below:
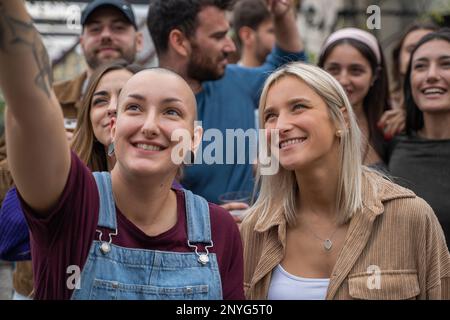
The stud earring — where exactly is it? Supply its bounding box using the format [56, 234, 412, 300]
[335, 130, 343, 138]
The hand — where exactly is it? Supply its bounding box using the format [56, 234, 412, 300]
[219, 202, 249, 224]
[267, 0, 292, 18]
[377, 108, 406, 140]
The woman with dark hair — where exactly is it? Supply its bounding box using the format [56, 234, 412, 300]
[388, 28, 450, 247]
[318, 28, 390, 167]
[0, 60, 142, 299]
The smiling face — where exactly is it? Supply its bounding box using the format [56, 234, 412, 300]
[80, 6, 142, 70]
[112, 70, 199, 178]
[89, 68, 133, 147]
[323, 43, 373, 110]
[263, 76, 340, 171]
[411, 39, 450, 114]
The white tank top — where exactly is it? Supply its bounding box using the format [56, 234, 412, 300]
[267, 264, 330, 300]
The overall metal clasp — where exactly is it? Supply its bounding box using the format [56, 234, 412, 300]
[187, 240, 214, 265]
[96, 229, 118, 254]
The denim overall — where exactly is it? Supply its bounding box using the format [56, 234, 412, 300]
[71, 172, 223, 300]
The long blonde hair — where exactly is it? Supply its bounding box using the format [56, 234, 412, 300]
[249, 62, 363, 226]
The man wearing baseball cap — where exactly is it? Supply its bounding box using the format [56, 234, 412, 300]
[55, 0, 142, 121]
[0, 0, 142, 159]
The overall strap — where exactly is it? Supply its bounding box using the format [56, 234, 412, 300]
[93, 172, 118, 231]
[183, 189, 212, 244]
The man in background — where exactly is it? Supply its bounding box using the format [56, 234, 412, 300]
[147, 0, 305, 209]
[232, 0, 275, 67]
[55, 0, 143, 131]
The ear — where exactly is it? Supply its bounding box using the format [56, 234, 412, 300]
[135, 31, 144, 53]
[238, 26, 255, 46]
[110, 116, 117, 142]
[339, 106, 350, 130]
[191, 125, 203, 154]
[168, 29, 190, 57]
[79, 35, 86, 52]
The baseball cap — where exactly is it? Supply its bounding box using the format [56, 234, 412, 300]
[81, 0, 137, 29]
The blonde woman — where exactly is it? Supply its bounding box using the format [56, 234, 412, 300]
[240, 62, 450, 299]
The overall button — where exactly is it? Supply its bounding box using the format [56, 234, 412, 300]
[198, 254, 209, 265]
[100, 242, 111, 254]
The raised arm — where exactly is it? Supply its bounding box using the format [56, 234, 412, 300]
[0, 1, 70, 214]
[269, 0, 303, 53]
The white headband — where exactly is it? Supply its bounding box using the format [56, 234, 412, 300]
[321, 28, 381, 64]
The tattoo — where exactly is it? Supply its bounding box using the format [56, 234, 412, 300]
[0, 4, 53, 97]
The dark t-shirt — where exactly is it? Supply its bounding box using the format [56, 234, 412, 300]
[20, 152, 244, 300]
[388, 134, 450, 247]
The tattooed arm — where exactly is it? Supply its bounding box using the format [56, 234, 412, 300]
[0, 1, 70, 214]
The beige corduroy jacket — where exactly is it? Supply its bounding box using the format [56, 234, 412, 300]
[240, 171, 450, 300]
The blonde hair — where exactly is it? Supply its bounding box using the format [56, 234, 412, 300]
[250, 62, 363, 226]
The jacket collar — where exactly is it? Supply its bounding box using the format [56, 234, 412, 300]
[254, 170, 415, 235]
[249, 170, 416, 299]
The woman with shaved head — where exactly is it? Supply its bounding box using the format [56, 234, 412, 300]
[0, 1, 244, 300]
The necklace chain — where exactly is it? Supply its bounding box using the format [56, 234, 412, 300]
[302, 223, 340, 251]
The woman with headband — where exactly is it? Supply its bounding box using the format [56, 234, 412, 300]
[318, 28, 393, 168]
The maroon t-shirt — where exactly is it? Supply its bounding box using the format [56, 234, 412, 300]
[20, 152, 245, 300]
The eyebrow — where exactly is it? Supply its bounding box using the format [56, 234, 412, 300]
[161, 97, 184, 104]
[264, 97, 312, 114]
[126, 93, 146, 101]
[210, 30, 228, 38]
[287, 97, 312, 104]
[123, 94, 186, 106]
[93, 90, 109, 97]
[414, 55, 450, 62]
[263, 106, 276, 116]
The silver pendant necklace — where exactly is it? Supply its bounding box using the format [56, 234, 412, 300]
[304, 225, 339, 251]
